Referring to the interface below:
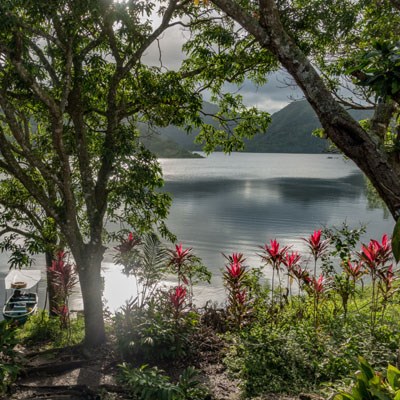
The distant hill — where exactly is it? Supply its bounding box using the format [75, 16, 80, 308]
[139, 132, 201, 158]
[154, 100, 373, 154]
[243, 100, 373, 153]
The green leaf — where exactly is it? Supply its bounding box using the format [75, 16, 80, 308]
[393, 391, 400, 400]
[335, 393, 355, 400]
[387, 365, 400, 390]
[358, 356, 375, 381]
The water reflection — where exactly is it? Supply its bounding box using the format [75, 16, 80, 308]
[163, 169, 392, 283]
[0, 153, 395, 312]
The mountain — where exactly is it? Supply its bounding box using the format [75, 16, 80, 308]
[139, 133, 202, 158]
[154, 100, 373, 154]
[243, 100, 373, 153]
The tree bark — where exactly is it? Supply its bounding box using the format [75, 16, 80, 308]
[212, 0, 400, 220]
[75, 245, 106, 348]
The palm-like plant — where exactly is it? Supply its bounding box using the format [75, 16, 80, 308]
[223, 252, 250, 329]
[48, 251, 78, 329]
[259, 239, 289, 306]
[167, 244, 210, 304]
[114, 232, 169, 308]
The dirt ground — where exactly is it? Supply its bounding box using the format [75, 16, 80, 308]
[4, 338, 322, 400]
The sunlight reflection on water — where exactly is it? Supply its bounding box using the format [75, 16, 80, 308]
[0, 153, 395, 314]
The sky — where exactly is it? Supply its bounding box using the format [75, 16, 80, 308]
[142, 16, 304, 114]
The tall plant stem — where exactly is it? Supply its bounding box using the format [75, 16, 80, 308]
[371, 276, 377, 333]
[271, 266, 275, 306]
[277, 267, 282, 306]
[313, 258, 317, 329]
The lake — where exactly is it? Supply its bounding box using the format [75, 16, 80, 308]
[0, 153, 395, 312]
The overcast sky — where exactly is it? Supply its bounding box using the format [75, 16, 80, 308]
[142, 19, 304, 114]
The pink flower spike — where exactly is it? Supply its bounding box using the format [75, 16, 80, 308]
[284, 251, 301, 271]
[170, 285, 187, 309]
[312, 274, 325, 293]
[259, 239, 290, 267]
[302, 229, 329, 260]
[310, 230, 322, 247]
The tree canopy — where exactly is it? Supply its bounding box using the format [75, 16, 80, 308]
[0, 0, 271, 346]
[1, 0, 400, 346]
[183, 0, 400, 254]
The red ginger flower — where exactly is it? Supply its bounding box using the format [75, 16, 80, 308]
[223, 253, 246, 280]
[168, 243, 193, 267]
[226, 261, 243, 278]
[168, 243, 193, 285]
[312, 274, 326, 294]
[114, 232, 141, 253]
[359, 234, 392, 271]
[303, 230, 329, 260]
[283, 251, 301, 271]
[259, 239, 289, 268]
[170, 285, 187, 309]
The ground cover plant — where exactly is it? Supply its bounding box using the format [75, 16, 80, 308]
[111, 224, 400, 398]
[221, 224, 400, 397]
[0, 320, 21, 395]
[3, 224, 400, 400]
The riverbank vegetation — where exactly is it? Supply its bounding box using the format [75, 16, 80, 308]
[0, 1, 399, 398]
[2, 224, 400, 399]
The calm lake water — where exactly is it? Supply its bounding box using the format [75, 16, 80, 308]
[0, 153, 395, 312]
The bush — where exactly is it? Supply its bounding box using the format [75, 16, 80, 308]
[18, 311, 85, 347]
[114, 293, 199, 362]
[118, 364, 209, 400]
[335, 356, 400, 400]
[0, 320, 21, 394]
[223, 290, 400, 396]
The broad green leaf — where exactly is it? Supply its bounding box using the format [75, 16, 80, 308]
[387, 364, 400, 390]
[393, 391, 400, 400]
[358, 356, 375, 381]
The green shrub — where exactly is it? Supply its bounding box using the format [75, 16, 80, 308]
[335, 356, 400, 400]
[18, 311, 85, 347]
[114, 294, 199, 361]
[118, 364, 209, 400]
[223, 291, 400, 396]
[0, 320, 21, 394]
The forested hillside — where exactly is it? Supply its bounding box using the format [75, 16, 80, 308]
[152, 100, 372, 154]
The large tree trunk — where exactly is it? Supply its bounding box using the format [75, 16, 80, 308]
[212, 0, 400, 220]
[74, 245, 106, 347]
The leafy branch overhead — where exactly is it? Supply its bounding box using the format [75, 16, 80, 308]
[185, 0, 400, 259]
[0, 0, 273, 347]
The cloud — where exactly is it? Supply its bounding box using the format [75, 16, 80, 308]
[142, 25, 189, 71]
[220, 73, 304, 114]
[142, 18, 304, 114]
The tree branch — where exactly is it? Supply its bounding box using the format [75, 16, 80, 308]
[0, 126, 58, 222]
[0, 92, 64, 190]
[28, 39, 60, 87]
[123, 0, 181, 74]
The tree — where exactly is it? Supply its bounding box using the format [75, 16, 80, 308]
[184, 0, 400, 252]
[0, 177, 60, 314]
[0, 0, 179, 347]
[0, 0, 266, 347]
